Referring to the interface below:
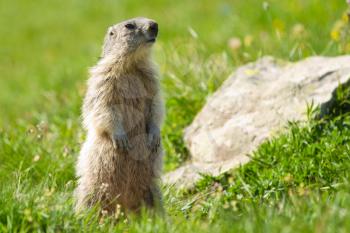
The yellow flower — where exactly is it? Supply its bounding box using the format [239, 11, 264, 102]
[342, 12, 349, 23]
[272, 19, 285, 32]
[345, 43, 350, 52]
[331, 30, 340, 41]
[330, 20, 344, 42]
[244, 35, 253, 47]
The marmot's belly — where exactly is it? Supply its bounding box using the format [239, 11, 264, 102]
[118, 98, 152, 159]
[89, 136, 154, 210]
[93, 97, 155, 209]
[116, 158, 154, 210]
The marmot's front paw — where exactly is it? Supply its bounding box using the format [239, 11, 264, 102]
[147, 123, 161, 152]
[112, 132, 132, 151]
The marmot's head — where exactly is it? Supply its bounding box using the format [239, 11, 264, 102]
[101, 17, 158, 58]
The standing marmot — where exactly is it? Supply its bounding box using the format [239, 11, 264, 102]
[75, 17, 164, 214]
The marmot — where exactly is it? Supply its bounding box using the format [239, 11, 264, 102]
[75, 17, 164, 214]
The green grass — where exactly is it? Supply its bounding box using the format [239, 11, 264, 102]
[1, 0, 350, 232]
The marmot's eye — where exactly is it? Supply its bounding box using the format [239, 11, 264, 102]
[125, 23, 136, 30]
[109, 31, 114, 36]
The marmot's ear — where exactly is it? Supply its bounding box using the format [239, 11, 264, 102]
[107, 26, 114, 35]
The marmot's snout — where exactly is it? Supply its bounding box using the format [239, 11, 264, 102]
[148, 22, 158, 37]
[146, 21, 158, 43]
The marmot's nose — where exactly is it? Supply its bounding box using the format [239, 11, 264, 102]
[148, 22, 158, 36]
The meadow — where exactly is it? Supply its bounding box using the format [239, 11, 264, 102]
[0, 0, 350, 232]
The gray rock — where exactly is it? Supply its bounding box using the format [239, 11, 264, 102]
[163, 56, 350, 188]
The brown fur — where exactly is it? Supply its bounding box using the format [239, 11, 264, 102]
[75, 17, 164, 214]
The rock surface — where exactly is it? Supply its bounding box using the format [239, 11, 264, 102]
[163, 56, 350, 188]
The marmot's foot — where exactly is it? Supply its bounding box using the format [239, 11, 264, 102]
[147, 123, 160, 152]
[112, 132, 132, 151]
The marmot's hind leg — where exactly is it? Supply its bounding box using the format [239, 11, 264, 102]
[143, 184, 164, 213]
[74, 183, 93, 213]
[75, 182, 118, 214]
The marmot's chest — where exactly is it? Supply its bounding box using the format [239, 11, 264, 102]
[115, 75, 154, 104]
[112, 75, 156, 127]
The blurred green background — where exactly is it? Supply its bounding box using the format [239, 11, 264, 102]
[0, 0, 350, 232]
[0, 0, 347, 170]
